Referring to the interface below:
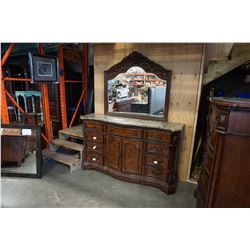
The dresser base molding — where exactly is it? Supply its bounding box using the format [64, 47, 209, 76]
[82, 162, 177, 194]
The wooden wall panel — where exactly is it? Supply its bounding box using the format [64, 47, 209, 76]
[204, 43, 250, 84]
[206, 43, 234, 61]
[93, 43, 203, 181]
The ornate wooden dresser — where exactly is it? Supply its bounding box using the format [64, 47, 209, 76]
[196, 97, 250, 208]
[81, 114, 184, 194]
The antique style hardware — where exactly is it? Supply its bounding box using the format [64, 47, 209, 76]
[219, 113, 227, 127]
[153, 160, 158, 165]
[93, 136, 97, 140]
[93, 145, 97, 150]
[92, 157, 96, 161]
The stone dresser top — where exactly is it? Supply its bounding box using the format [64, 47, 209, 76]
[80, 113, 184, 132]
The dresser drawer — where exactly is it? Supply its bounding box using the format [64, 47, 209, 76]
[146, 142, 170, 157]
[210, 106, 229, 130]
[85, 142, 103, 154]
[145, 130, 172, 143]
[85, 131, 103, 143]
[144, 165, 168, 181]
[144, 155, 169, 170]
[85, 152, 103, 165]
[106, 125, 142, 138]
[84, 121, 104, 131]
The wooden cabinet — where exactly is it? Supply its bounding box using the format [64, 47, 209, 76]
[122, 138, 142, 175]
[106, 135, 142, 174]
[1, 134, 35, 167]
[196, 97, 250, 208]
[82, 114, 183, 194]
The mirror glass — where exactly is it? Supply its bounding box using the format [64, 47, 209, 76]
[107, 66, 167, 117]
[1, 127, 38, 175]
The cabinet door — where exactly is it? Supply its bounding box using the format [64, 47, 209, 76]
[106, 135, 122, 170]
[122, 138, 142, 175]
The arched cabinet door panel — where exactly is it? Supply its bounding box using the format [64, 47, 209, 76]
[121, 138, 142, 175]
[106, 135, 122, 171]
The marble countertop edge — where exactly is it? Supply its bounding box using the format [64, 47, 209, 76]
[80, 113, 184, 132]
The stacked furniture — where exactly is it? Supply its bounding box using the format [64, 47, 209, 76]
[81, 114, 183, 194]
[196, 97, 250, 208]
[15, 91, 43, 121]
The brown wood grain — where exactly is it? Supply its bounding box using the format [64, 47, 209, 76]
[196, 98, 250, 207]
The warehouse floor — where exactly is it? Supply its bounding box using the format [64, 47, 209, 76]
[1, 159, 197, 208]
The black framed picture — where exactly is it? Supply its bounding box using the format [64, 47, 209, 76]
[29, 52, 59, 83]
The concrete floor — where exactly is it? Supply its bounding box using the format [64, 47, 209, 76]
[1, 159, 197, 208]
[1, 151, 37, 174]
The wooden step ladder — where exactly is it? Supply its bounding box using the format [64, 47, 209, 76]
[42, 125, 83, 173]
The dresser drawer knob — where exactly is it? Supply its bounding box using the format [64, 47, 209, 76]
[92, 157, 96, 161]
[93, 136, 97, 140]
[93, 145, 97, 150]
[153, 160, 158, 165]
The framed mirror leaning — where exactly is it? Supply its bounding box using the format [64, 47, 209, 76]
[1, 124, 42, 178]
[104, 51, 172, 121]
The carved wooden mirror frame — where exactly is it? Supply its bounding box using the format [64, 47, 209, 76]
[104, 51, 172, 121]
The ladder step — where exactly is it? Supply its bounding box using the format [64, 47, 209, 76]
[51, 139, 83, 152]
[42, 148, 81, 168]
[59, 125, 83, 139]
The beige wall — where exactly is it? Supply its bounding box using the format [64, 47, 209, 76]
[93, 43, 204, 181]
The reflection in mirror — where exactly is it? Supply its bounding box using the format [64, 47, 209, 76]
[107, 66, 167, 116]
[1, 128, 37, 175]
